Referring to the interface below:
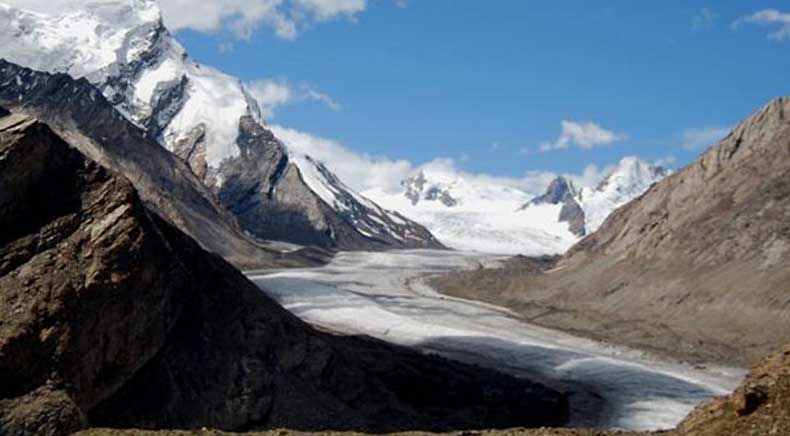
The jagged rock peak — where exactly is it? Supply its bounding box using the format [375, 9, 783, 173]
[401, 171, 459, 207]
[528, 176, 578, 206]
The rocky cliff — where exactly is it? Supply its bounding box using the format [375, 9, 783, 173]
[0, 112, 566, 436]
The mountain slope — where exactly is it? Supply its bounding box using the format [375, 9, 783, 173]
[0, 112, 566, 436]
[0, 60, 325, 269]
[0, 0, 441, 251]
[434, 98, 790, 365]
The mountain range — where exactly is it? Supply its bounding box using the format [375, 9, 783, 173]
[0, 0, 675, 257]
[366, 157, 668, 255]
[0, 0, 441, 252]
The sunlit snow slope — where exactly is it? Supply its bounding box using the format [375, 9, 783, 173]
[365, 157, 669, 255]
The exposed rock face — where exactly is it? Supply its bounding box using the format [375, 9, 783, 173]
[674, 345, 790, 436]
[525, 177, 586, 237]
[402, 171, 459, 207]
[0, 114, 567, 436]
[216, 118, 443, 249]
[0, 2, 443, 252]
[436, 98, 790, 365]
[0, 60, 324, 269]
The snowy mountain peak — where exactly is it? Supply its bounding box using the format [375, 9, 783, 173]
[0, 0, 162, 79]
[0, 0, 260, 173]
[527, 176, 578, 206]
[595, 156, 668, 194]
[580, 156, 670, 233]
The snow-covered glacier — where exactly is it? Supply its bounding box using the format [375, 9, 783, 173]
[365, 157, 669, 255]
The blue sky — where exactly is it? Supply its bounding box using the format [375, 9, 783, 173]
[171, 1, 789, 187]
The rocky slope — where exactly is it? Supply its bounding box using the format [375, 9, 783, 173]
[0, 0, 441, 251]
[0, 60, 324, 269]
[69, 344, 790, 435]
[0, 112, 566, 436]
[433, 97, 790, 366]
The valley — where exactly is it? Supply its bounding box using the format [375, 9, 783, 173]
[248, 250, 743, 432]
[1, 1, 789, 436]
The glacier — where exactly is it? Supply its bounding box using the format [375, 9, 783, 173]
[249, 249, 744, 431]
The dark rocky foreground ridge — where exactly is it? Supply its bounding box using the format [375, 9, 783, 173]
[71, 344, 790, 435]
[432, 97, 790, 366]
[0, 111, 567, 435]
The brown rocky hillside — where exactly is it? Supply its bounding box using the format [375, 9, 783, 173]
[433, 97, 790, 366]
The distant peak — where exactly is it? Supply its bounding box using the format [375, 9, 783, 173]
[596, 156, 667, 192]
[527, 176, 575, 207]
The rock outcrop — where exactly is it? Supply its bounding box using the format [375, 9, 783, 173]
[524, 177, 585, 237]
[218, 119, 443, 249]
[0, 113, 567, 436]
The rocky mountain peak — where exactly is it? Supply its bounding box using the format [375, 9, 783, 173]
[594, 156, 668, 194]
[401, 171, 459, 208]
[578, 156, 669, 233]
[528, 176, 577, 206]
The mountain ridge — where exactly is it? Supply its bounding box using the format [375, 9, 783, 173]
[0, 0, 442, 251]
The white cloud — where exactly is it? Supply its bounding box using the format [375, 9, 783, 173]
[294, 0, 366, 21]
[733, 9, 790, 41]
[564, 163, 616, 191]
[246, 79, 341, 118]
[0, 0, 369, 40]
[271, 125, 413, 192]
[682, 126, 731, 151]
[540, 120, 625, 152]
[270, 125, 615, 196]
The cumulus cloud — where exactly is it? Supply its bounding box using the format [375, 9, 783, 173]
[246, 79, 340, 118]
[270, 125, 413, 192]
[159, 0, 369, 39]
[682, 126, 731, 151]
[270, 126, 615, 196]
[733, 9, 790, 41]
[294, 0, 366, 21]
[540, 120, 625, 152]
[0, 0, 369, 40]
